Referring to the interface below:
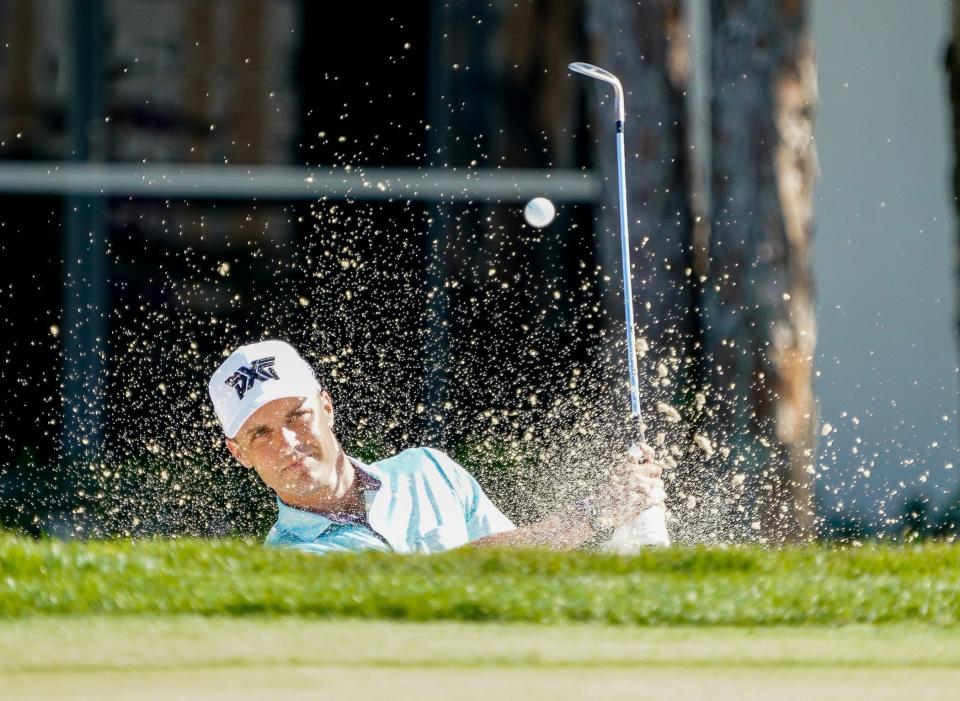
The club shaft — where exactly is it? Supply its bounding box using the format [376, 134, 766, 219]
[615, 122, 644, 440]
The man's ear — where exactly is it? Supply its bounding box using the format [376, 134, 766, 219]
[319, 390, 334, 429]
[225, 438, 254, 469]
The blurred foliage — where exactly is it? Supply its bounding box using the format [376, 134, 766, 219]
[451, 439, 550, 524]
[0, 445, 47, 536]
[899, 490, 960, 542]
[819, 490, 960, 544]
[8, 437, 960, 546]
[821, 512, 870, 542]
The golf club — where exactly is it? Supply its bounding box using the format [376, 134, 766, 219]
[568, 61, 670, 548]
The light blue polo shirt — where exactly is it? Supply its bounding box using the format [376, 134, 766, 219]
[265, 447, 516, 554]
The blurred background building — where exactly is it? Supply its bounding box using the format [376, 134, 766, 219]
[0, 0, 956, 542]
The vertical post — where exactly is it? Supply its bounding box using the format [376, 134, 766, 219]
[62, 0, 107, 469]
[948, 0, 960, 365]
[422, 0, 451, 443]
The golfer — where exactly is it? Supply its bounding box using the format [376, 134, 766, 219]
[209, 339, 666, 553]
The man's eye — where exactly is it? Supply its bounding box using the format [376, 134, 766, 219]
[251, 429, 269, 441]
[291, 410, 311, 421]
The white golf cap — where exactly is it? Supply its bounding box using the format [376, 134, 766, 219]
[208, 339, 322, 439]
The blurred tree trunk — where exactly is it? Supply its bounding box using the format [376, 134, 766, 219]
[706, 0, 818, 542]
[583, 0, 702, 427]
[947, 1, 960, 362]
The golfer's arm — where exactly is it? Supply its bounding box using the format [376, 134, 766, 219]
[468, 508, 595, 550]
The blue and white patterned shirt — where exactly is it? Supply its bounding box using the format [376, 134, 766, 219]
[265, 447, 516, 554]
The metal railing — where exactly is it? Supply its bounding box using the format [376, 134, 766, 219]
[0, 161, 600, 202]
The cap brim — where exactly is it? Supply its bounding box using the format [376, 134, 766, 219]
[222, 380, 321, 439]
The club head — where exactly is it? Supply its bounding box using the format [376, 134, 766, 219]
[567, 62, 625, 123]
[567, 62, 618, 84]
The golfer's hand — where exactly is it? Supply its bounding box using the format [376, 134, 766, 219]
[594, 443, 665, 529]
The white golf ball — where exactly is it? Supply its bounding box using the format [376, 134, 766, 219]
[523, 197, 556, 228]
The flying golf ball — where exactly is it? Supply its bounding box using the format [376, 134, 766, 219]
[523, 197, 556, 228]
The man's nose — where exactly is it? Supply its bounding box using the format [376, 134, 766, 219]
[280, 426, 300, 448]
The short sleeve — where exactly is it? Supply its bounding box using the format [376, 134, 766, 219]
[423, 448, 516, 541]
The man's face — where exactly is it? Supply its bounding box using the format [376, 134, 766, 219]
[225, 391, 343, 506]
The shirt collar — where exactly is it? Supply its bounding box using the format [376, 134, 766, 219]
[274, 456, 383, 540]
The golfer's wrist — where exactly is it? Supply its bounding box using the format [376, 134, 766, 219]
[572, 497, 610, 537]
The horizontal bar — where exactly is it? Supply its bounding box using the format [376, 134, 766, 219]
[0, 161, 601, 202]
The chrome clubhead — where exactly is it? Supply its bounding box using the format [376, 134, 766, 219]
[567, 62, 625, 123]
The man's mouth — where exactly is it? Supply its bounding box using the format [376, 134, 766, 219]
[283, 456, 308, 474]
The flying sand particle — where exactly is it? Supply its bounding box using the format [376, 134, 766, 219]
[656, 402, 681, 423]
[693, 434, 715, 458]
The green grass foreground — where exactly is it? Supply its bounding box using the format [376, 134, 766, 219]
[1, 536, 958, 624]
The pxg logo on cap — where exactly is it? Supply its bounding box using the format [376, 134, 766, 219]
[225, 357, 279, 400]
[208, 340, 321, 438]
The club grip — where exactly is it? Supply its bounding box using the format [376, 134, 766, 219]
[627, 414, 646, 447]
[605, 506, 670, 551]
